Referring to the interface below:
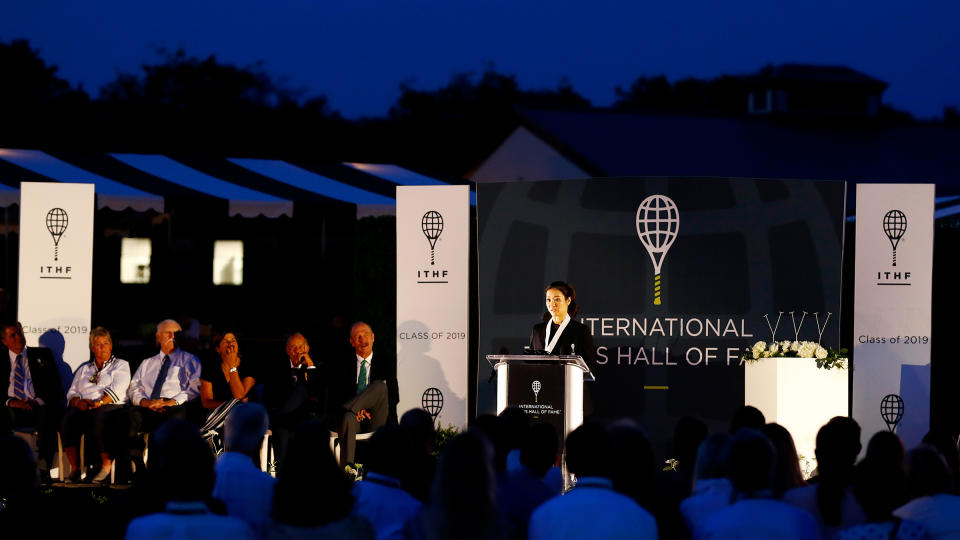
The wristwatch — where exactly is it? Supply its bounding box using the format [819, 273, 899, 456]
[229, 367, 238, 373]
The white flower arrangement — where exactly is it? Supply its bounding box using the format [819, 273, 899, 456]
[741, 340, 848, 370]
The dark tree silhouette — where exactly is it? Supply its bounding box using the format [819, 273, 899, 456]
[613, 74, 747, 115]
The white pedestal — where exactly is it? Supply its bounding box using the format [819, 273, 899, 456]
[744, 358, 848, 465]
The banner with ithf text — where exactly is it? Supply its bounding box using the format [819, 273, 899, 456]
[853, 183, 934, 450]
[396, 185, 469, 428]
[18, 182, 95, 373]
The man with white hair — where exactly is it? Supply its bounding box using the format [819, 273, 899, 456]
[212, 403, 277, 536]
[126, 319, 201, 473]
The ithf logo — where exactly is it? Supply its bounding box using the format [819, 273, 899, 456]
[636, 195, 679, 306]
[882, 210, 906, 267]
[531, 380, 541, 403]
[40, 207, 72, 279]
[422, 211, 443, 265]
[46, 208, 68, 261]
[418, 210, 448, 284]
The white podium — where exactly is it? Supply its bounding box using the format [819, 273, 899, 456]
[744, 357, 848, 466]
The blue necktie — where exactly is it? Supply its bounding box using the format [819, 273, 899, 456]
[150, 355, 171, 400]
[356, 360, 368, 395]
[12, 353, 26, 400]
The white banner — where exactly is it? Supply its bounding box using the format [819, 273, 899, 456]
[852, 183, 934, 450]
[396, 185, 469, 428]
[18, 182, 95, 373]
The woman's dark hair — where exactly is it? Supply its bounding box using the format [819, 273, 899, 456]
[814, 416, 862, 527]
[762, 423, 806, 498]
[149, 420, 215, 502]
[212, 330, 236, 350]
[905, 445, 954, 498]
[543, 281, 579, 320]
[425, 430, 503, 540]
[273, 420, 355, 526]
[853, 431, 908, 521]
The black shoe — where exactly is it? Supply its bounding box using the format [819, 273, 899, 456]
[65, 470, 82, 484]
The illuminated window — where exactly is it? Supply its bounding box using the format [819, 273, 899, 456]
[213, 240, 244, 285]
[120, 238, 151, 284]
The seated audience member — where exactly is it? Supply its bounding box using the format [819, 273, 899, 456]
[649, 416, 708, 538]
[405, 430, 506, 540]
[729, 405, 766, 434]
[352, 424, 421, 540]
[681, 433, 733, 538]
[698, 429, 820, 540]
[520, 422, 563, 495]
[500, 406, 530, 472]
[270, 419, 375, 539]
[198, 331, 255, 451]
[127, 319, 201, 468]
[762, 423, 806, 498]
[529, 423, 657, 540]
[212, 403, 276, 537]
[1, 321, 62, 478]
[609, 420, 656, 505]
[783, 417, 868, 536]
[399, 407, 436, 502]
[125, 420, 254, 540]
[893, 445, 960, 538]
[261, 332, 325, 469]
[0, 435, 43, 533]
[328, 322, 399, 466]
[921, 430, 960, 488]
[61, 327, 131, 483]
[498, 422, 558, 540]
[835, 432, 928, 540]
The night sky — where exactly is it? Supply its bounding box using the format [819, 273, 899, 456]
[3, 0, 958, 119]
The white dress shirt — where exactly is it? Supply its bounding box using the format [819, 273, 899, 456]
[352, 472, 422, 540]
[7, 348, 38, 403]
[67, 357, 131, 404]
[128, 348, 201, 406]
[529, 477, 658, 540]
[894, 494, 960, 539]
[125, 501, 254, 540]
[212, 452, 277, 537]
[356, 353, 372, 386]
[696, 498, 821, 540]
[681, 477, 733, 538]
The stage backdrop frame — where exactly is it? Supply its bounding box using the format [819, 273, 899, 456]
[18, 182, 95, 373]
[396, 185, 470, 428]
[477, 176, 847, 456]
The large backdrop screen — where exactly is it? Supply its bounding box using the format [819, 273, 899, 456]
[477, 177, 846, 455]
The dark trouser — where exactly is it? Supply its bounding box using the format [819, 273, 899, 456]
[7, 403, 58, 467]
[124, 405, 187, 478]
[337, 380, 388, 465]
[60, 404, 128, 459]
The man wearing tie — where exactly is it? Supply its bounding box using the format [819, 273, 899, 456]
[127, 319, 201, 445]
[1, 321, 63, 478]
[329, 322, 398, 466]
[262, 332, 325, 468]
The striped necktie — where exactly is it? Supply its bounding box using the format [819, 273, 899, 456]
[356, 359, 368, 395]
[13, 353, 27, 400]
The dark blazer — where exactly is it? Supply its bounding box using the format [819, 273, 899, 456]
[529, 318, 596, 364]
[1, 345, 63, 410]
[327, 350, 399, 424]
[260, 358, 327, 416]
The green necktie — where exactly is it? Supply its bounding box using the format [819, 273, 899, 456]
[356, 359, 368, 395]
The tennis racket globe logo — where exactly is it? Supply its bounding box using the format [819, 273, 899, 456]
[422, 211, 443, 265]
[636, 195, 679, 306]
[532, 380, 541, 402]
[46, 208, 69, 261]
[882, 210, 906, 267]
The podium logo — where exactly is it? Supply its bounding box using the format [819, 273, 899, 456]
[882, 210, 906, 267]
[636, 195, 679, 306]
[422, 211, 444, 265]
[46, 208, 69, 261]
[532, 380, 542, 402]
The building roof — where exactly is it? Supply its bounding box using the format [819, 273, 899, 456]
[747, 64, 888, 89]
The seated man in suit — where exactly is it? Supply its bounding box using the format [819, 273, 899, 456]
[329, 322, 398, 466]
[126, 319, 201, 472]
[1, 321, 63, 479]
[262, 332, 325, 469]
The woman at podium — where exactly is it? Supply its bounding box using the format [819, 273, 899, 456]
[529, 281, 595, 363]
